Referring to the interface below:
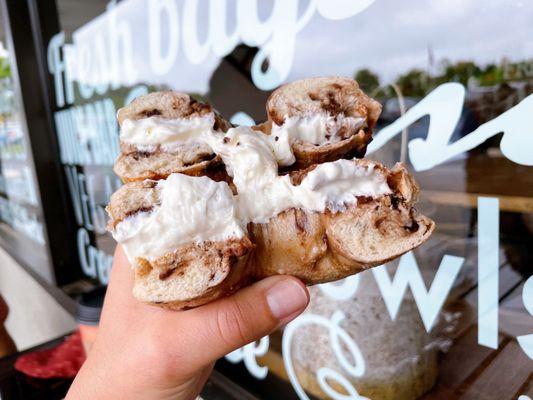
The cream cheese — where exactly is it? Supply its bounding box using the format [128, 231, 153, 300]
[120, 115, 216, 152]
[207, 127, 390, 224]
[269, 114, 365, 166]
[113, 173, 244, 262]
[297, 159, 391, 213]
[113, 121, 390, 263]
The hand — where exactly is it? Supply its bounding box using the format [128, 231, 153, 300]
[66, 246, 309, 399]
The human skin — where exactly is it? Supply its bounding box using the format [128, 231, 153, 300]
[66, 246, 309, 399]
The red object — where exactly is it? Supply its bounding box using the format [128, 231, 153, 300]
[14, 331, 86, 379]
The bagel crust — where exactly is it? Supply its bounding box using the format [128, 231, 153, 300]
[115, 91, 231, 183]
[107, 78, 435, 310]
[265, 76, 382, 169]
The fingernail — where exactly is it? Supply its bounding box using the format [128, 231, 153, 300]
[266, 279, 309, 321]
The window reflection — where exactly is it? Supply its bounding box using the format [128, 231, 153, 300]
[49, 0, 533, 398]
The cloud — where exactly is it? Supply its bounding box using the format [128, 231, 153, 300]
[288, 0, 533, 84]
[65, 0, 533, 94]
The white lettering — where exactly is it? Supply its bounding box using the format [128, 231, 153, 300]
[148, 0, 180, 75]
[86, 174, 108, 235]
[77, 228, 97, 278]
[182, 0, 211, 64]
[283, 311, 368, 400]
[225, 336, 269, 379]
[75, 39, 96, 100]
[77, 227, 113, 284]
[210, 0, 239, 56]
[50, 0, 375, 93]
[517, 276, 533, 359]
[372, 252, 464, 331]
[65, 167, 119, 232]
[368, 84, 533, 171]
[47, 33, 74, 107]
[107, 0, 137, 88]
[53, 98, 119, 166]
[477, 197, 500, 349]
[318, 275, 360, 301]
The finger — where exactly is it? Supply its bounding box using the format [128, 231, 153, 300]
[108, 245, 134, 292]
[100, 245, 134, 312]
[99, 246, 144, 328]
[175, 275, 309, 370]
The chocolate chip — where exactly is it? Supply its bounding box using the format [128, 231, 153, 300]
[125, 206, 153, 219]
[357, 196, 373, 204]
[139, 109, 162, 118]
[131, 151, 151, 161]
[391, 196, 400, 210]
[159, 268, 177, 280]
[322, 92, 342, 114]
[404, 221, 419, 233]
[189, 99, 212, 114]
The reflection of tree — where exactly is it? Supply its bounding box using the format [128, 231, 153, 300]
[353, 60, 533, 281]
[355, 59, 533, 102]
[395, 69, 429, 98]
[354, 68, 380, 94]
[436, 61, 481, 87]
[477, 64, 504, 86]
[0, 58, 10, 80]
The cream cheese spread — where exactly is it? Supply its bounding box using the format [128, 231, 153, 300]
[269, 114, 365, 166]
[206, 126, 390, 224]
[114, 173, 244, 262]
[120, 115, 216, 152]
[112, 116, 389, 262]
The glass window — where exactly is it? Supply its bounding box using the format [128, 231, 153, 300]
[0, 13, 51, 281]
[48, 1, 533, 398]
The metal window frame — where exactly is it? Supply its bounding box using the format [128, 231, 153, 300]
[0, 0, 83, 295]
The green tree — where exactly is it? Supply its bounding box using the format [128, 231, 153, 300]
[395, 69, 429, 97]
[477, 63, 504, 86]
[437, 61, 481, 87]
[355, 68, 380, 95]
[0, 58, 10, 79]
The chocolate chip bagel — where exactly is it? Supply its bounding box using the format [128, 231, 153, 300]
[114, 91, 231, 183]
[263, 76, 381, 169]
[107, 77, 435, 310]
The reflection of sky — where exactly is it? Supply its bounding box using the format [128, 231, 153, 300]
[69, 0, 533, 94]
[0, 41, 8, 58]
[288, 0, 533, 83]
[71, 0, 220, 94]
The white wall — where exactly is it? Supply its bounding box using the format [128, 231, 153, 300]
[0, 247, 76, 350]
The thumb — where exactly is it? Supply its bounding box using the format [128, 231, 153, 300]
[182, 275, 309, 369]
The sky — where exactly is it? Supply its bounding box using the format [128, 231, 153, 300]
[287, 0, 533, 83]
[65, 0, 533, 94]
